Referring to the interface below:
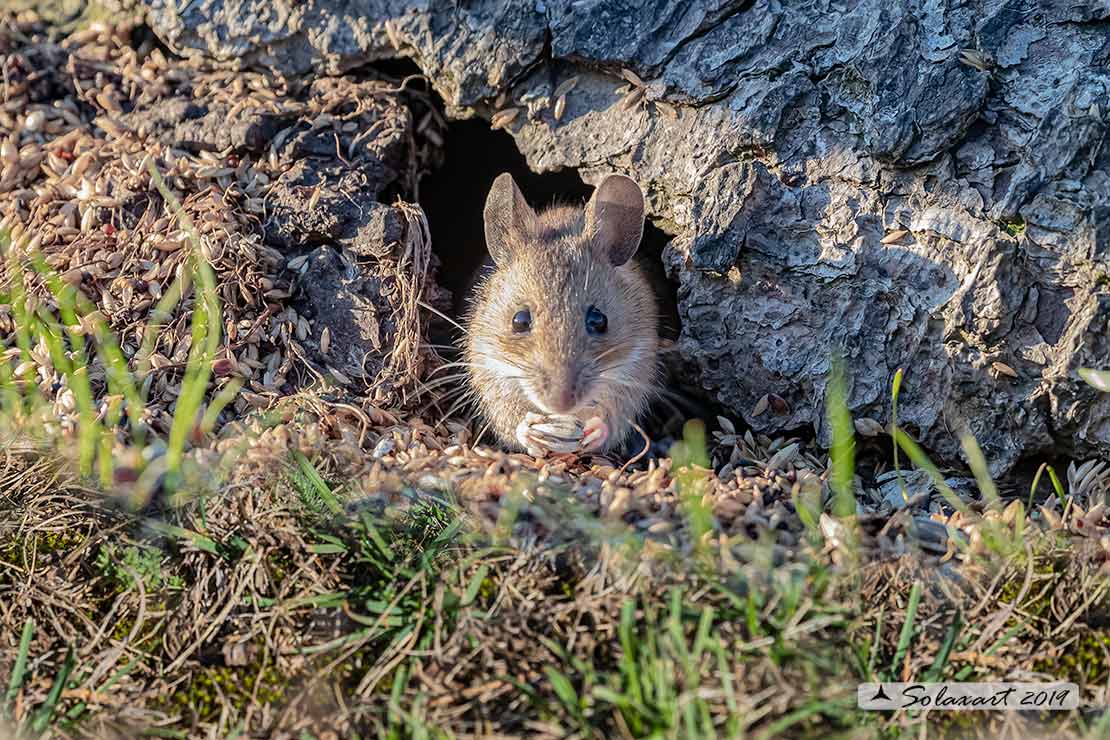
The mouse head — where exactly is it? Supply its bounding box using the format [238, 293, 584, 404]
[472, 172, 656, 419]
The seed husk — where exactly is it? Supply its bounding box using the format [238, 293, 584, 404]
[490, 108, 520, 130]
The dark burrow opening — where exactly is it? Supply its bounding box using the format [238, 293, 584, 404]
[416, 116, 698, 448]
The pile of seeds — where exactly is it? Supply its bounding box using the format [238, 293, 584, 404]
[187, 394, 1108, 577]
[0, 12, 445, 439]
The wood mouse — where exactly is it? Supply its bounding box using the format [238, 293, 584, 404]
[464, 172, 658, 456]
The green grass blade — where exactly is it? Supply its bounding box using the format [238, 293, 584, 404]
[164, 271, 215, 476]
[618, 600, 644, 709]
[4, 618, 34, 709]
[889, 580, 922, 679]
[32, 644, 76, 732]
[134, 269, 187, 378]
[672, 420, 713, 552]
[1047, 465, 1066, 506]
[145, 520, 221, 555]
[690, 605, 715, 665]
[96, 658, 137, 693]
[25, 280, 113, 477]
[66, 297, 146, 445]
[7, 250, 37, 363]
[31, 301, 100, 476]
[294, 451, 341, 515]
[1028, 462, 1048, 510]
[199, 377, 244, 436]
[544, 667, 579, 714]
[892, 428, 970, 516]
[0, 356, 22, 421]
[867, 605, 884, 681]
[388, 662, 409, 725]
[923, 611, 962, 682]
[959, 432, 1000, 510]
[359, 512, 395, 563]
[755, 699, 847, 740]
[954, 622, 1027, 681]
[460, 564, 489, 607]
[891, 368, 906, 501]
[827, 355, 856, 518]
[146, 161, 222, 477]
[1078, 367, 1110, 392]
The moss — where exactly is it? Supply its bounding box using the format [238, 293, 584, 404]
[1000, 216, 1026, 238]
[1034, 631, 1110, 684]
[266, 550, 293, 587]
[159, 659, 288, 723]
[108, 602, 167, 655]
[995, 555, 1064, 619]
[0, 541, 24, 570]
[39, 529, 84, 553]
[0, 531, 85, 572]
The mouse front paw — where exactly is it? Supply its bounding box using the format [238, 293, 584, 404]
[516, 413, 550, 457]
[581, 416, 610, 452]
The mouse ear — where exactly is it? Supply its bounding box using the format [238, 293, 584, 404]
[484, 173, 537, 266]
[585, 174, 645, 266]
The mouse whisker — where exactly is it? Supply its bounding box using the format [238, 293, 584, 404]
[419, 299, 470, 335]
[413, 383, 472, 409]
[419, 386, 472, 411]
[596, 372, 666, 395]
[425, 369, 473, 380]
[419, 383, 478, 418]
[429, 361, 489, 375]
[599, 374, 692, 410]
[415, 372, 471, 389]
[596, 362, 656, 379]
[474, 418, 495, 446]
[437, 392, 480, 427]
[592, 344, 626, 363]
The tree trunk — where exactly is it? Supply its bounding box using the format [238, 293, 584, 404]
[145, 0, 1110, 474]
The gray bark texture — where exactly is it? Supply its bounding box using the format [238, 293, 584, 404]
[143, 0, 1110, 474]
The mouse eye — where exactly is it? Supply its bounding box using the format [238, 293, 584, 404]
[585, 305, 607, 335]
[512, 308, 532, 334]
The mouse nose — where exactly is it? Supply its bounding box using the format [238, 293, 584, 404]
[542, 369, 580, 414]
[550, 384, 577, 414]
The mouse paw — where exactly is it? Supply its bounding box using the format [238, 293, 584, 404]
[581, 416, 609, 452]
[516, 413, 549, 457]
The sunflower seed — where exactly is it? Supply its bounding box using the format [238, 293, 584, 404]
[654, 100, 678, 119]
[752, 394, 769, 417]
[490, 108, 520, 130]
[619, 86, 645, 111]
[554, 76, 579, 98]
[854, 418, 886, 437]
[620, 68, 644, 87]
[24, 110, 45, 133]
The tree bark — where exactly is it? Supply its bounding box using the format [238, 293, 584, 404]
[145, 0, 1110, 473]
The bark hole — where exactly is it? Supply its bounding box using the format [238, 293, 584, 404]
[417, 116, 691, 444]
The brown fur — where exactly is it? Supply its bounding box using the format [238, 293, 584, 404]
[465, 187, 658, 454]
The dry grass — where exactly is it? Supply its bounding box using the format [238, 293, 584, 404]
[1, 410, 1108, 738]
[0, 7, 1108, 740]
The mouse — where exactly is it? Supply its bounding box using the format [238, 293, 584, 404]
[464, 172, 658, 456]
